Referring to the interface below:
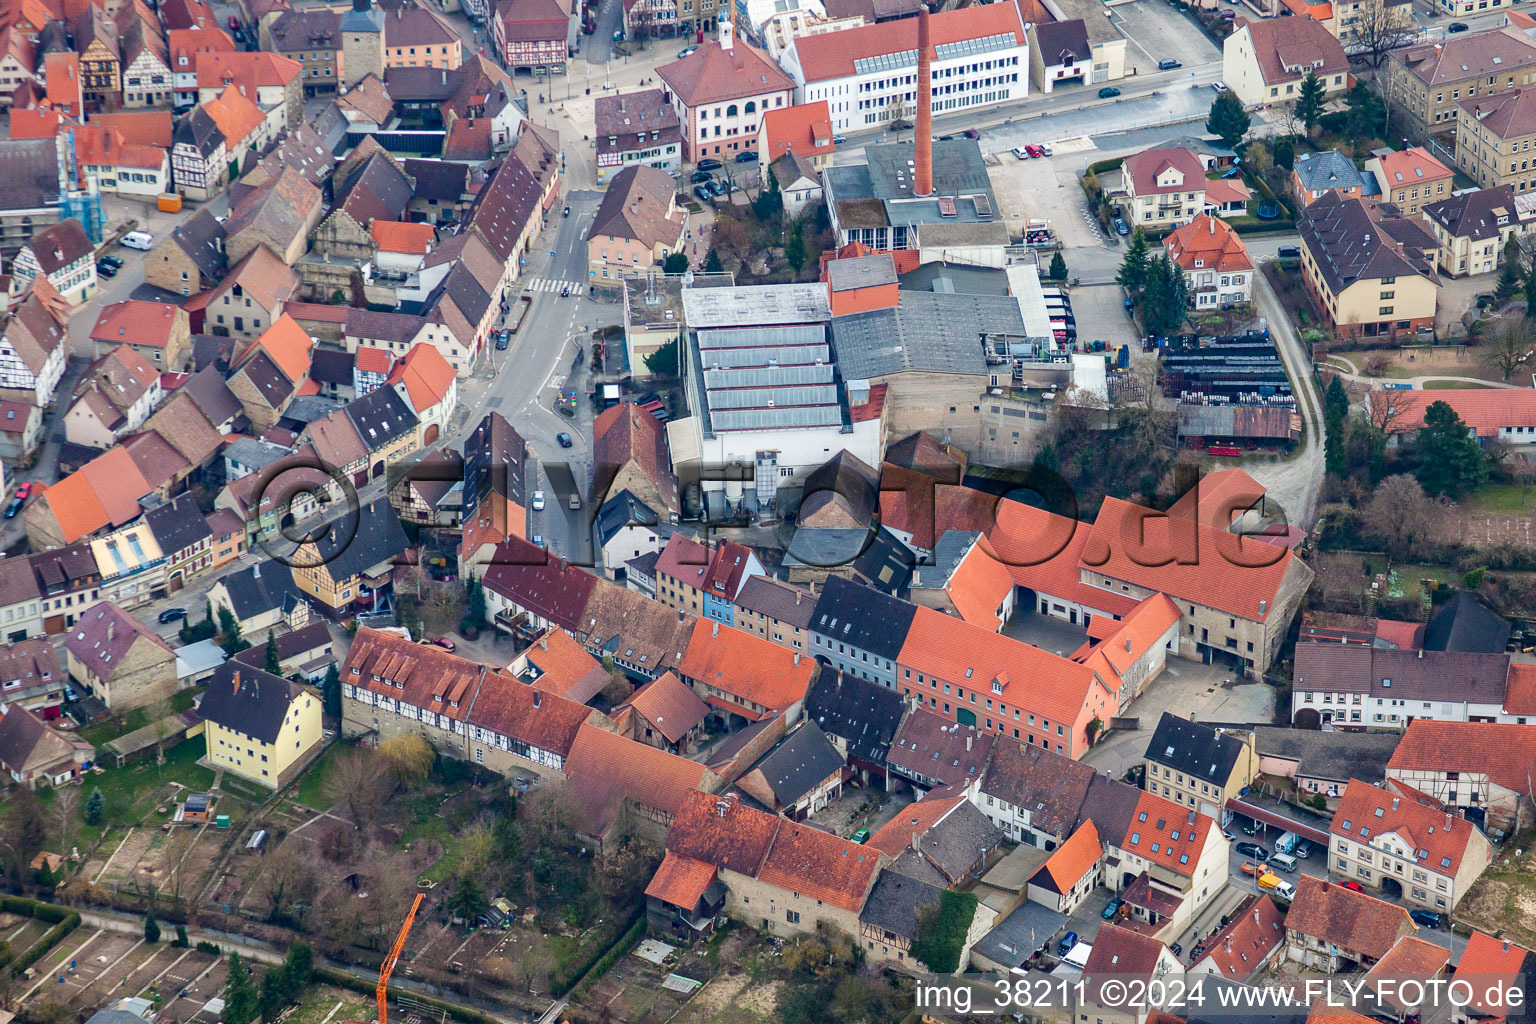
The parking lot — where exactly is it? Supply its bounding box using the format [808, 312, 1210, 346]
[1108, 1, 1222, 73]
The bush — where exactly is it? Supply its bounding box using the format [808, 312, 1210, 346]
[196, 940, 221, 955]
[11, 909, 80, 974]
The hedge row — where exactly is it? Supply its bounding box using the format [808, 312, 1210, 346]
[0, 896, 74, 924]
[11, 907, 82, 976]
[313, 966, 501, 1024]
[566, 915, 646, 999]
[1085, 157, 1124, 178]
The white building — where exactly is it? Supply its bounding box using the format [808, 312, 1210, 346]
[781, 2, 1028, 133]
[676, 282, 884, 517]
[1291, 644, 1525, 728]
[1163, 214, 1254, 309]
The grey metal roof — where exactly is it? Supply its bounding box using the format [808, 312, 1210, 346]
[899, 262, 1011, 295]
[224, 437, 295, 471]
[828, 254, 897, 292]
[865, 138, 993, 200]
[1294, 150, 1364, 194]
[1252, 727, 1400, 785]
[830, 291, 1021, 378]
[972, 899, 1069, 969]
[681, 282, 830, 328]
[1423, 591, 1511, 653]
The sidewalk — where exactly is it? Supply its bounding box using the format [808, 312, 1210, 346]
[1171, 884, 1254, 960]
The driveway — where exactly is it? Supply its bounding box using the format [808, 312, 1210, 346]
[1247, 273, 1326, 531]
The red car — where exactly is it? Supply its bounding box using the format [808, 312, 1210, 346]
[1025, 144, 1045, 158]
[15, 482, 32, 499]
[1337, 880, 1364, 892]
[432, 637, 456, 652]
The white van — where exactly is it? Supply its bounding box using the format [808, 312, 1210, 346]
[121, 231, 154, 251]
[1267, 851, 1299, 873]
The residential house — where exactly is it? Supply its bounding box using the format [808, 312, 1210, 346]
[0, 401, 44, 462]
[206, 507, 245, 569]
[615, 670, 709, 753]
[1079, 926, 1185, 1023]
[143, 492, 214, 592]
[226, 314, 313, 430]
[168, 27, 237, 107]
[1291, 643, 1516, 727]
[586, 164, 686, 287]
[75, 4, 122, 111]
[731, 575, 815, 653]
[0, 27, 37, 107]
[224, 166, 324, 265]
[654, 535, 764, 626]
[195, 50, 304, 128]
[1163, 214, 1254, 309]
[1254, 726, 1402, 800]
[11, 219, 97, 306]
[651, 790, 883, 947]
[229, 621, 333, 681]
[145, 208, 228, 295]
[734, 721, 847, 818]
[1284, 874, 1417, 972]
[1364, 146, 1453, 214]
[63, 601, 178, 711]
[1423, 184, 1530, 276]
[1297, 193, 1440, 338]
[807, 575, 914, 691]
[889, 704, 993, 797]
[204, 244, 300, 340]
[117, 0, 173, 108]
[1187, 894, 1287, 982]
[341, 625, 479, 753]
[64, 345, 162, 449]
[676, 616, 816, 726]
[1222, 15, 1350, 110]
[206, 560, 311, 635]
[1368, 387, 1536, 448]
[772, 151, 822, 217]
[1119, 146, 1251, 230]
[201, 662, 321, 787]
[0, 279, 69, 407]
[385, 342, 457, 445]
[459, 411, 529, 565]
[1386, 719, 1536, 833]
[344, 381, 420, 477]
[1389, 28, 1536, 135]
[267, 8, 344, 96]
[657, 27, 794, 163]
[1293, 150, 1365, 207]
[171, 105, 227, 200]
[1330, 778, 1494, 911]
[200, 84, 270, 169]
[801, 668, 904, 784]
[290, 497, 410, 617]
[1024, 819, 1102, 915]
[594, 401, 679, 519]
[595, 89, 683, 183]
[492, 0, 571, 75]
[463, 671, 602, 783]
[29, 542, 106, 636]
[0, 705, 93, 788]
[854, 870, 949, 968]
[383, 3, 462, 70]
[972, 733, 1098, 848]
[0, 138, 64, 256]
[507, 627, 610, 705]
[1450, 931, 1536, 1024]
[88, 300, 191, 370]
[1143, 712, 1258, 819]
[564, 724, 725, 847]
[755, 99, 833, 174]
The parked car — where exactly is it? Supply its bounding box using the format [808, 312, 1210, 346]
[1113, 216, 1130, 236]
[568, 492, 582, 510]
[96, 261, 117, 278]
[99, 255, 124, 269]
[851, 828, 870, 843]
[833, 134, 847, 144]
[1057, 931, 1079, 956]
[1040, 142, 1053, 156]
[1170, 943, 1182, 958]
[121, 231, 154, 250]
[735, 150, 759, 163]
[1409, 910, 1443, 929]
[496, 330, 510, 350]
[1013, 146, 1031, 159]
[1448, 21, 1469, 31]
[1098, 86, 1121, 98]
[707, 179, 726, 196]
[227, 15, 240, 29]
[1242, 819, 1262, 834]
[693, 184, 713, 203]
[432, 637, 457, 651]
[1293, 840, 1313, 860]
[1102, 897, 1124, 920]
[962, 128, 979, 139]
[696, 158, 723, 172]
[16, 483, 32, 499]
[1213, 81, 1229, 93]
[4, 496, 22, 519]
[1219, 8, 1235, 18]
[691, 170, 714, 184]
[1337, 880, 1364, 892]
[556, 432, 573, 447]
[1158, 58, 1182, 70]
[1025, 144, 1045, 158]
[531, 534, 543, 547]
[158, 607, 187, 624]
[678, 45, 697, 58]
[1235, 841, 1269, 859]
[532, 489, 546, 511]
[1277, 244, 1301, 258]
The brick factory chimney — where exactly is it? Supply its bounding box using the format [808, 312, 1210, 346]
[914, 4, 934, 198]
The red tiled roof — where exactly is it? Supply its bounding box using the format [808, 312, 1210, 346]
[758, 820, 881, 912]
[1283, 875, 1414, 961]
[563, 723, 715, 827]
[867, 795, 963, 858]
[677, 619, 815, 717]
[371, 220, 437, 254]
[355, 346, 393, 374]
[794, 3, 1024, 84]
[898, 605, 1106, 730]
[1073, 594, 1182, 694]
[655, 38, 793, 108]
[1454, 931, 1533, 1019]
[1120, 790, 1215, 879]
[1387, 720, 1536, 798]
[480, 536, 598, 632]
[1332, 778, 1483, 877]
[521, 627, 607, 704]
[1367, 388, 1536, 437]
[1363, 936, 1451, 1010]
[622, 670, 708, 745]
[759, 101, 835, 163]
[1082, 496, 1297, 622]
[943, 536, 1016, 629]
[1240, 15, 1350, 87]
[1033, 819, 1102, 893]
[644, 851, 717, 909]
[200, 83, 265, 149]
[342, 627, 484, 725]
[467, 669, 593, 758]
[89, 301, 183, 349]
[1164, 215, 1254, 275]
[1193, 894, 1285, 978]
[1506, 663, 1536, 715]
[593, 401, 678, 512]
[667, 789, 780, 875]
[1372, 146, 1451, 189]
[1124, 147, 1206, 198]
[386, 343, 455, 415]
[983, 499, 1140, 618]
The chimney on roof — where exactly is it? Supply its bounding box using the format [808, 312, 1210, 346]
[712, 620, 718, 637]
[1418, 648, 1424, 658]
[1126, 639, 1132, 653]
[532, 689, 541, 707]
[966, 733, 972, 751]
[913, 4, 933, 199]
[910, 830, 921, 853]
[1505, 940, 1513, 953]
[1446, 812, 1452, 831]
[794, 652, 801, 666]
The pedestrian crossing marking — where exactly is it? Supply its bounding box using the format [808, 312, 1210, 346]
[527, 278, 581, 293]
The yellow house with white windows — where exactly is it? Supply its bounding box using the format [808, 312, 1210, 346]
[199, 662, 323, 789]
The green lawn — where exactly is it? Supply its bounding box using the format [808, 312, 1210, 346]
[1469, 484, 1536, 514]
[79, 690, 199, 748]
[88, 737, 217, 826]
[293, 743, 345, 812]
[402, 812, 462, 884]
[1424, 379, 1494, 389]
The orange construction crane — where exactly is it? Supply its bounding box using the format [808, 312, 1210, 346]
[377, 892, 424, 1024]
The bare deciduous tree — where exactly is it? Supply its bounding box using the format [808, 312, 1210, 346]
[1489, 317, 1535, 381]
[325, 747, 392, 826]
[1363, 473, 1440, 560]
[377, 733, 435, 788]
[257, 843, 319, 924]
[1351, 0, 1417, 68]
